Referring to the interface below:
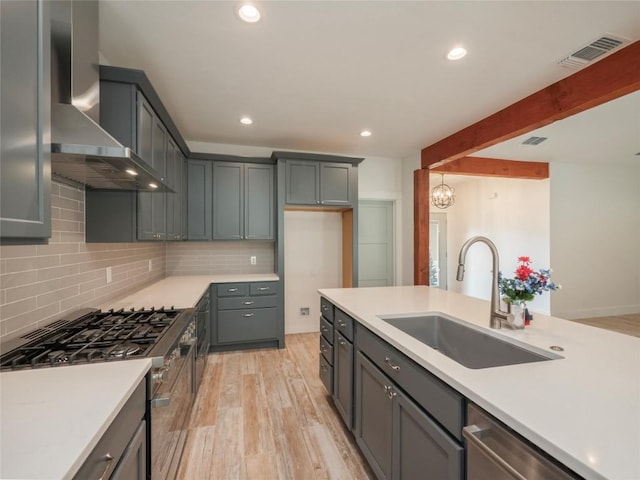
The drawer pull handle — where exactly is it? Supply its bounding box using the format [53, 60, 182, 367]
[258, 287, 270, 291]
[97, 453, 114, 480]
[384, 357, 400, 372]
[243, 313, 255, 317]
[227, 288, 238, 292]
[243, 301, 254, 305]
[339, 340, 347, 346]
[337, 321, 346, 328]
[383, 385, 397, 399]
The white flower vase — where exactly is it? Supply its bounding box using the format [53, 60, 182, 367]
[507, 301, 526, 329]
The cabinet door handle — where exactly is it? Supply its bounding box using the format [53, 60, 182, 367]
[337, 321, 346, 328]
[97, 453, 114, 480]
[339, 340, 347, 346]
[321, 326, 328, 333]
[384, 357, 400, 372]
[243, 301, 254, 305]
[383, 385, 396, 399]
[227, 288, 238, 292]
[258, 287, 270, 291]
[243, 313, 254, 317]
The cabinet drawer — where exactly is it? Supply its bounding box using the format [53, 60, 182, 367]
[218, 295, 277, 310]
[73, 380, 146, 480]
[320, 297, 334, 323]
[250, 282, 279, 296]
[218, 308, 277, 343]
[320, 335, 334, 365]
[334, 309, 354, 342]
[217, 283, 249, 297]
[357, 325, 465, 441]
[319, 354, 333, 394]
[320, 316, 333, 344]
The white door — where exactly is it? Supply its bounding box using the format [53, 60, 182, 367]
[358, 200, 394, 287]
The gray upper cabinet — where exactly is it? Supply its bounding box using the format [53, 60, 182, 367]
[285, 160, 352, 206]
[188, 160, 274, 241]
[212, 162, 243, 240]
[0, 0, 51, 241]
[88, 80, 183, 243]
[186, 160, 212, 240]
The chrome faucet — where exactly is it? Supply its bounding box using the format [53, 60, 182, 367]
[456, 236, 513, 329]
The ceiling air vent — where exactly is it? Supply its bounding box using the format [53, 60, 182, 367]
[558, 35, 629, 70]
[522, 136, 548, 146]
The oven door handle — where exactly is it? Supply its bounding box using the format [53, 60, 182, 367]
[151, 394, 171, 408]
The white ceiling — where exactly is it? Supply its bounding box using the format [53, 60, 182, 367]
[99, 1, 640, 160]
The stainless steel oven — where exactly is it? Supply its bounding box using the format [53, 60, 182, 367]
[148, 311, 196, 480]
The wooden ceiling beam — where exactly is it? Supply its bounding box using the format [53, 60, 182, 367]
[430, 157, 549, 179]
[421, 40, 640, 169]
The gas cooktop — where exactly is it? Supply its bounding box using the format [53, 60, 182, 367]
[0, 307, 183, 371]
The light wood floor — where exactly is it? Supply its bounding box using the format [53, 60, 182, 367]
[177, 333, 374, 480]
[569, 313, 640, 338]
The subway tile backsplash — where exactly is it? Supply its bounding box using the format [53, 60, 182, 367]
[0, 182, 164, 341]
[1, 182, 278, 342]
[166, 241, 275, 275]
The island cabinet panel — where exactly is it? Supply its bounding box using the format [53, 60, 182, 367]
[319, 297, 335, 395]
[211, 281, 283, 351]
[0, 0, 51, 241]
[333, 330, 354, 428]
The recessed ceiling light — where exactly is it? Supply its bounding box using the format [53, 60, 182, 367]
[446, 47, 467, 61]
[125, 169, 138, 176]
[240, 116, 253, 125]
[238, 4, 261, 23]
[360, 130, 372, 137]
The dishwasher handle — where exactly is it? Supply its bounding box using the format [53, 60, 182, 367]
[463, 425, 527, 480]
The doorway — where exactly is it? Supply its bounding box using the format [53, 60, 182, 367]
[429, 212, 447, 289]
[358, 200, 394, 287]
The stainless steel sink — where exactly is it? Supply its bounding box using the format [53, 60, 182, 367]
[378, 312, 562, 369]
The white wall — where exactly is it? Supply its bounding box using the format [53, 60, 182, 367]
[550, 162, 640, 319]
[446, 177, 552, 314]
[284, 211, 342, 334]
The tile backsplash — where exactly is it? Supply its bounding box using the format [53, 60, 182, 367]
[166, 241, 275, 275]
[0, 182, 164, 341]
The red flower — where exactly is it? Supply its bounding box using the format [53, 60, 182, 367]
[517, 256, 531, 263]
[515, 264, 533, 281]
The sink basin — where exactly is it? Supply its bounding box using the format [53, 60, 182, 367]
[378, 312, 562, 369]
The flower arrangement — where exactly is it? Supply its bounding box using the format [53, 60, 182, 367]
[499, 256, 559, 304]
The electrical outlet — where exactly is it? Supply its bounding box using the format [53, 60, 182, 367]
[148, 259, 152, 272]
[250, 256, 257, 265]
[300, 307, 310, 316]
[106, 266, 112, 284]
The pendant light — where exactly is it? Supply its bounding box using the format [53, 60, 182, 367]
[431, 174, 455, 209]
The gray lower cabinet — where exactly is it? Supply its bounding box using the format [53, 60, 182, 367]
[355, 352, 463, 480]
[0, 0, 51, 241]
[187, 160, 274, 241]
[334, 330, 354, 428]
[285, 160, 352, 207]
[211, 281, 283, 350]
[319, 298, 335, 394]
[73, 380, 147, 480]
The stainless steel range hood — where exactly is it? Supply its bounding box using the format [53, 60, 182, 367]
[50, 0, 172, 192]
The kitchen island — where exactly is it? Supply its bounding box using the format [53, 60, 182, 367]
[0, 358, 151, 479]
[319, 286, 640, 480]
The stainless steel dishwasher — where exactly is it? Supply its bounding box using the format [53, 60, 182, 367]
[463, 403, 582, 480]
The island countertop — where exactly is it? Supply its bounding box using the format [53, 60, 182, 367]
[0, 359, 152, 480]
[318, 286, 640, 480]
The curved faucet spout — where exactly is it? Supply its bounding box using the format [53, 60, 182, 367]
[456, 236, 512, 329]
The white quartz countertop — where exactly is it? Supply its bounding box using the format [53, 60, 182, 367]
[0, 359, 152, 480]
[102, 274, 279, 310]
[318, 286, 640, 480]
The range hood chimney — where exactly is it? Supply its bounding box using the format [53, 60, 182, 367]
[50, 0, 172, 192]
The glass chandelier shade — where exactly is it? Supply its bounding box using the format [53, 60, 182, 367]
[431, 174, 455, 209]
